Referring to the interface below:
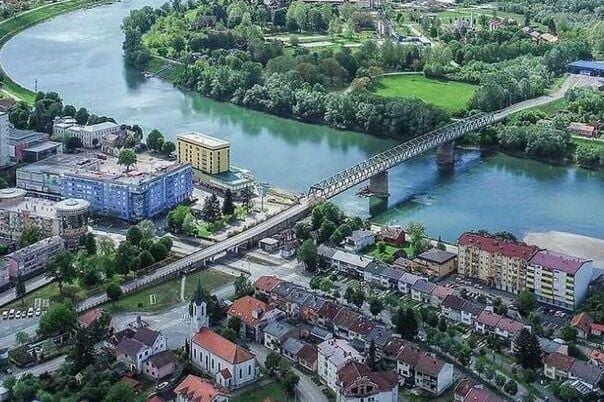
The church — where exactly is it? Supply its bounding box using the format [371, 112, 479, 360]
[187, 281, 258, 390]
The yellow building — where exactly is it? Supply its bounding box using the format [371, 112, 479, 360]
[177, 132, 230, 175]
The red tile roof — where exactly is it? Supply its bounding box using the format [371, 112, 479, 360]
[571, 312, 594, 334]
[589, 349, 604, 365]
[476, 311, 502, 328]
[496, 317, 524, 335]
[192, 328, 255, 364]
[530, 250, 590, 275]
[544, 352, 575, 371]
[78, 308, 103, 328]
[174, 374, 227, 402]
[254, 276, 282, 293]
[318, 301, 342, 321]
[591, 323, 604, 333]
[431, 285, 453, 300]
[349, 316, 375, 335]
[227, 296, 271, 327]
[395, 344, 423, 366]
[415, 353, 446, 377]
[333, 307, 361, 330]
[338, 361, 398, 397]
[458, 233, 539, 260]
[298, 344, 318, 365]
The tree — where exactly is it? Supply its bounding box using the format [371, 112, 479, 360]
[46, 250, 76, 292]
[149, 242, 168, 262]
[367, 340, 377, 370]
[351, 287, 365, 308]
[137, 219, 156, 240]
[103, 382, 138, 402]
[68, 327, 96, 372]
[146, 129, 164, 152]
[159, 236, 173, 252]
[64, 136, 83, 153]
[241, 186, 254, 209]
[369, 296, 383, 317]
[234, 274, 254, 298]
[265, 351, 282, 375]
[115, 241, 140, 275]
[222, 189, 235, 216]
[560, 326, 577, 343]
[167, 205, 192, 233]
[513, 328, 541, 369]
[14, 275, 26, 306]
[517, 291, 536, 316]
[294, 221, 311, 241]
[503, 379, 518, 395]
[75, 107, 90, 124]
[438, 316, 448, 332]
[106, 283, 123, 303]
[395, 307, 418, 340]
[15, 331, 29, 345]
[557, 383, 578, 401]
[80, 232, 97, 255]
[201, 194, 222, 223]
[19, 224, 41, 247]
[162, 140, 176, 156]
[495, 373, 506, 387]
[406, 222, 430, 258]
[139, 250, 155, 268]
[297, 239, 318, 271]
[126, 225, 143, 246]
[38, 301, 77, 337]
[281, 369, 299, 396]
[10, 374, 40, 402]
[117, 149, 137, 172]
[227, 316, 242, 335]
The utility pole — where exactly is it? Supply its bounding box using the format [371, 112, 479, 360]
[34, 79, 38, 92]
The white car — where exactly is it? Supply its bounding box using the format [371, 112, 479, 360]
[8, 309, 15, 319]
[1, 311, 7, 320]
[15, 311, 21, 319]
[35, 308, 41, 316]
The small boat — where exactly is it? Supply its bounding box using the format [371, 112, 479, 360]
[356, 186, 373, 198]
[143, 72, 153, 79]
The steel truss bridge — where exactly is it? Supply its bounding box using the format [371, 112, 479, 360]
[308, 113, 495, 199]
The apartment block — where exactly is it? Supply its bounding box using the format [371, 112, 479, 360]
[457, 232, 539, 294]
[177, 132, 230, 175]
[53, 117, 122, 148]
[5, 236, 64, 279]
[527, 250, 593, 310]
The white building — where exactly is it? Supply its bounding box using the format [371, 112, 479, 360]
[0, 113, 9, 167]
[344, 230, 376, 252]
[53, 118, 122, 148]
[336, 361, 398, 402]
[189, 283, 258, 390]
[115, 327, 167, 373]
[317, 339, 363, 392]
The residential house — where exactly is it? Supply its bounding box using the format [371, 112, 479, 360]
[78, 307, 108, 329]
[460, 300, 484, 327]
[190, 328, 257, 390]
[174, 374, 229, 402]
[568, 122, 599, 138]
[336, 361, 398, 402]
[544, 352, 604, 390]
[396, 344, 453, 395]
[474, 311, 502, 335]
[377, 266, 406, 290]
[415, 248, 457, 278]
[441, 295, 466, 322]
[318, 245, 376, 277]
[317, 339, 363, 392]
[227, 296, 283, 342]
[397, 272, 424, 294]
[142, 350, 176, 381]
[454, 378, 503, 402]
[345, 230, 375, 252]
[300, 294, 326, 324]
[378, 226, 405, 246]
[254, 275, 282, 298]
[365, 326, 394, 352]
[317, 300, 342, 330]
[333, 307, 362, 339]
[298, 343, 318, 372]
[527, 250, 593, 310]
[284, 287, 312, 317]
[411, 280, 436, 304]
[263, 321, 297, 352]
[115, 327, 167, 373]
[393, 258, 424, 277]
[429, 285, 453, 307]
[348, 315, 376, 342]
[571, 312, 594, 339]
[259, 237, 279, 253]
[282, 337, 305, 362]
[270, 281, 301, 305]
[589, 349, 604, 368]
[457, 232, 539, 294]
[310, 326, 334, 343]
[364, 264, 387, 288]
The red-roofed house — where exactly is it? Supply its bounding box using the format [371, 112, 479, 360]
[589, 349, 604, 368]
[457, 232, 539, 294]
[78, 308, 110, 329]
[174, 374, 228, 402]
[527, 250, 593, 309]
[254, 276, 282, 297]
[570, 312, 594, 339]
[227, 296, 283, 342]
[191, 328, 257, 389]
[336, 361, 398, 402]
[396, 345, 453, 395]
[115, 327, 167, 373]
[454, 378, 503, 402]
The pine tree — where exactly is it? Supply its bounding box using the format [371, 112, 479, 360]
[513, 328, 542, 369]
[201, 194, 222, 223]
[222, 189, 235, 216]
[367, 340, 377, 370]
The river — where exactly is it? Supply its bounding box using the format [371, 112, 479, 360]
[1, 0, 603, 243]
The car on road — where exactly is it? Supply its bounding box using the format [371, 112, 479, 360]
[156, 382, 169, 391]
[27, 308, 34, 318]
[1, 311, 7, 320]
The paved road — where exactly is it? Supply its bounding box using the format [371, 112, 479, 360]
[0, 276, 53, 308]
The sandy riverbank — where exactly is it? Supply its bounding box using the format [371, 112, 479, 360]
[524, 231, 604, 270]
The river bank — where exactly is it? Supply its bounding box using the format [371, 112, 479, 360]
[524, 231, 604, 270]
[0, 0, 111, 102]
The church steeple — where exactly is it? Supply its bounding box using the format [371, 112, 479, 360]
[190, 278, 209, 333]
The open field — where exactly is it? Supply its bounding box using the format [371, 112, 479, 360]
[373, 74, 476, 112]
[108, 268, 235, 312]
[571, 136, 604, 154]
[0, 0, 108, 102]
[231, 381, 290, 402]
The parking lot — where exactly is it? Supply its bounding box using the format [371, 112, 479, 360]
[1, 306, 43, 321]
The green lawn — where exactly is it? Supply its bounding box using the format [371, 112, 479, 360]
[108, 268, 235, 312]
[366, 243, 403, 264]
[571, 136, 604, 153]
[373, 74, 476, 112]
[231, 382, 290, 402]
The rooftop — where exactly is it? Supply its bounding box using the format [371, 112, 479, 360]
[192, 328, 255, 364]
[174, 374, 226, 402]
[332, 249, 375, 269]
[417, 248, 456, 264]
[458, 232, 539, 260]
[177, 132, 230, 149]
[254, 275, 282, 292]
[227, 296, 272, 326]
[263, 321, 296, 340]
[337, 361, 398, 397]
[568, 60, 604, 70]
[318, 339, 362, 369]
[530, 250, 591, 275]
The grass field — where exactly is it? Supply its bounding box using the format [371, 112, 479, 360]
[373, 74, 476, 112]
[571, 136, 604, 153]
[231, 382, 290, 402]
[108, 268, 235, 312]
[0, 0, 108, 102]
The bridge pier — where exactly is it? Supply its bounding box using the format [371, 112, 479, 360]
[436, 140, 455, 166]
[369, 171, 389, 198]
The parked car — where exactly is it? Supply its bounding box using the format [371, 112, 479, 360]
[1, 311, 7, 320]
[15, 311, 21, 319]
[8, 309, 15, 319]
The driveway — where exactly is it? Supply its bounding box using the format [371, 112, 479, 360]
[248, 343, 328, 402]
